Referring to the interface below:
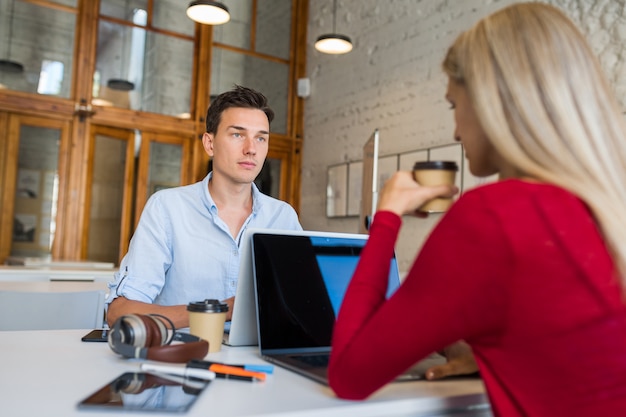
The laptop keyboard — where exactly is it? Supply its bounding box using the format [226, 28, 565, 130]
[290, 354, 330, 368]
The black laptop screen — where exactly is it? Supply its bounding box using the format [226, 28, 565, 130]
[252, 233, 400, 351]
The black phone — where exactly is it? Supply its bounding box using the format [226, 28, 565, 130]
[81, 329, 108, 342]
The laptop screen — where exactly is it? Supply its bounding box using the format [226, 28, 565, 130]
[252, 232, 400, 352]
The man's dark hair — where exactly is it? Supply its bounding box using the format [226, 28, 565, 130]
[205, 85, 274, 133]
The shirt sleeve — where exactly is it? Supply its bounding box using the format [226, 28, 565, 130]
[251, 191, 303, 231]
[280, 204, 303, 231]
[328, 191, 512, 399]
[106, 193, 172, 305]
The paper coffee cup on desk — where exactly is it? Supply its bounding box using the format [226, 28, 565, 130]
[187, 299, 229, 353]
[412, 161, 459, 213]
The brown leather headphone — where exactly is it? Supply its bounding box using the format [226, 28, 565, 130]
[108, 314, 209, 363]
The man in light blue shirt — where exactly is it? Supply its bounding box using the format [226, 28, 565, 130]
[106, 86, 301, 328]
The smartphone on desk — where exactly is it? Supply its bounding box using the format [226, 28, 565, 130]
[81, 329, 108, 342]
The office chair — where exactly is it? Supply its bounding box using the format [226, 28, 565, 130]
[0, 290, 106, 330]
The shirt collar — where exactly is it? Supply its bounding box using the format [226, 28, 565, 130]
[202, 171, 261, 214]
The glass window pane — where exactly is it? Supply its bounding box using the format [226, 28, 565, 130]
[212, 0, 252, 50]
[100, 0, 148, 25]
[152, 0, 195, 37]
[95, 20, 143, 108]
[142, 32, 194, 116]
[147, 142, 182, 200]
[87, 135, 128, 264]
[0, 0, 75, 98]
[211, 49, 289, 134]
[11, 126, 61, 258]
[255, 0, 291, 59]
[95, 21, 193, 116]
[45, 0, 77, 7]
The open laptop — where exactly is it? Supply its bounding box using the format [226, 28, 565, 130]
[250, 229, 445, 385]
[222, 227, 263, 346]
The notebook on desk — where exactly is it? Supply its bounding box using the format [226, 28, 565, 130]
[250, 229, 445, 385]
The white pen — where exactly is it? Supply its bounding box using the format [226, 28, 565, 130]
[140, 363, 216, 381]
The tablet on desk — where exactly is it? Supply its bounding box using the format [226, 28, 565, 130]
[77, 372, 210, 413]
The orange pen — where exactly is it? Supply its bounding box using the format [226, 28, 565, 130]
[208, 364, 267, 381]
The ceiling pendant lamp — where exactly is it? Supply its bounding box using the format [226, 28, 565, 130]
[315, 0, 353, 55]
[107, 20, 134, 92]
[107, 78, 134, 91]
[0, 59, 23, 74]
[0, 0, 25, 73]
[186, 1, 231, 25]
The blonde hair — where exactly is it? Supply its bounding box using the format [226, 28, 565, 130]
[443, 2, 626, 286]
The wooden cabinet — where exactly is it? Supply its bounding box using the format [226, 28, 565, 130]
[0, 0, 307, 265]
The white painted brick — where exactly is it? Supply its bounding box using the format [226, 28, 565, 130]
[302, 0, 626, 272]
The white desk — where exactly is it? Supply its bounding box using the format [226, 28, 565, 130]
[0, 329, 491, 417]
[0, 265, 115, 283]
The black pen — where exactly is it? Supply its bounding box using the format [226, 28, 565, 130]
[214, 372, 255, 382]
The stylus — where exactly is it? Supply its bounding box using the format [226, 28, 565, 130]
[140, 363, 216, 381]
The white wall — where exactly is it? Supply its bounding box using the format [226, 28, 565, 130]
[301, 0, 626, 273]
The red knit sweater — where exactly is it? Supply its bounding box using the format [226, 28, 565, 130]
[329, 180, 626, 416]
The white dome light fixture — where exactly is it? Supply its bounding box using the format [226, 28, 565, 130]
[315, 34, 353, 55]
[186, 1, 230, 25]
[315, 0, 353, 55]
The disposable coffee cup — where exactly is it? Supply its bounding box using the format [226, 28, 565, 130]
[412, 160, 459, 213]
[187, 299, 229, 353]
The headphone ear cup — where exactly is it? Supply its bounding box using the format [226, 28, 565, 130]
[107, 316, 124, 354]
[121, 314, 149, 347]
[149, 314, 171, 345]
[108, 314, 149, 359]
[138, 315, 165, 347]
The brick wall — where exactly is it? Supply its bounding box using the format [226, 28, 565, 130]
[302, 0, 626, 273]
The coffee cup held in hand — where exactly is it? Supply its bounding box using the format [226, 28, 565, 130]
[187, 299, 229, 353]
[412, 160, 459, 213]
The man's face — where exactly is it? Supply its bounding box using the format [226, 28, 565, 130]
[202, 107, 270, 186]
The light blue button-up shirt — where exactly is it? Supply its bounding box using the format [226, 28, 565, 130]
[106, 172, 302, 307]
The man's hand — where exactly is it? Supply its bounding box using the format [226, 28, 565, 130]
[222, 296, 235, 321]
[425, 341, 479, 380]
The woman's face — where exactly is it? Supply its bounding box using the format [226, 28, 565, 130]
[445, 77, 500, 177]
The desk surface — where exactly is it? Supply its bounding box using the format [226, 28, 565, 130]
[0, 330, 491, 417]
[0, 265, 116, 282]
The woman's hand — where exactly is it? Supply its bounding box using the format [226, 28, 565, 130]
[425, 341, 479, 380]
[376, 171, 458, 217]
